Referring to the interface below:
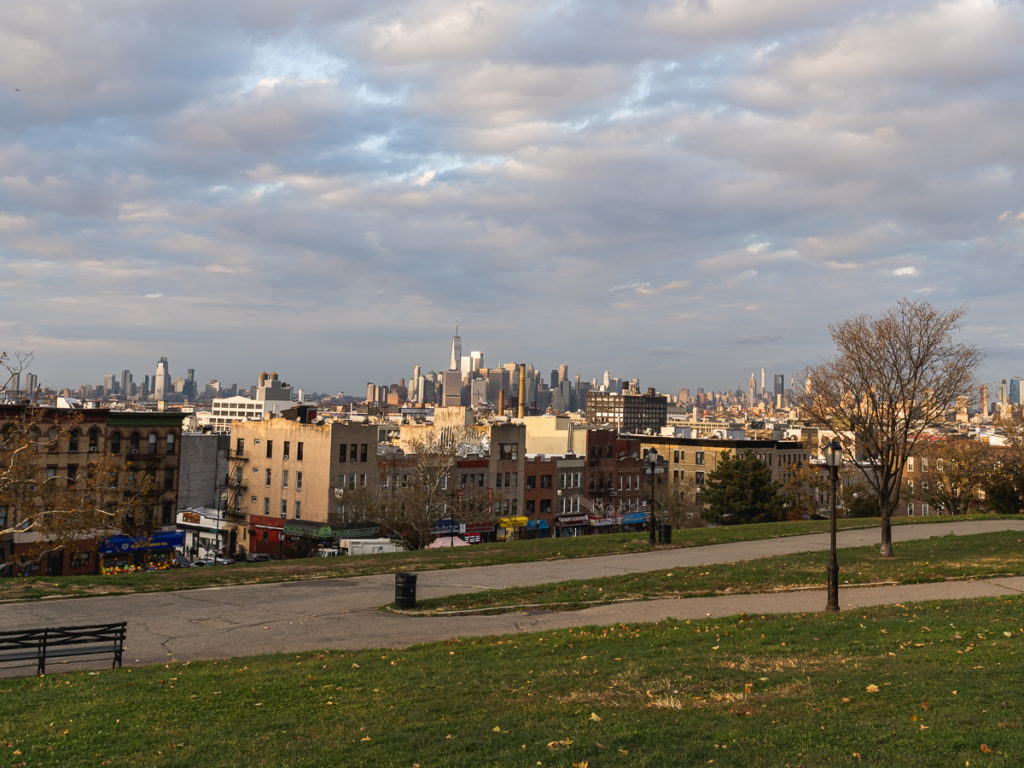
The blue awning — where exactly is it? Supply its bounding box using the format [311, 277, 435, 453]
[99, 531, 185, 554]
[622, 512, 647, 525]
[525, 519, 550, 530]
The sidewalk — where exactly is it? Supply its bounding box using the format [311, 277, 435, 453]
[3, 519, 1023, 676]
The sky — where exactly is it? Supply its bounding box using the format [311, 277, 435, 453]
[2, 0, 1023, 397]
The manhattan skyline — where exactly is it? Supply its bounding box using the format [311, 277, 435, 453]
[2, 1, 1022, 393]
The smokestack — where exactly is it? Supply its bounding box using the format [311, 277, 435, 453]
[517, 363, 526, 418]
[498, 388, 505, 415]
[259, 371, 267, 387]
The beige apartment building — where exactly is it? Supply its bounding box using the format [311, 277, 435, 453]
[228, 417, 379, 553]
[638, 435, 809, 502]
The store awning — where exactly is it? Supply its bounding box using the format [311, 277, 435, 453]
[99, 530, 185, 554]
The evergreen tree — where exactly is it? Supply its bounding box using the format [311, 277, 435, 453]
[700, 451, 784, 525]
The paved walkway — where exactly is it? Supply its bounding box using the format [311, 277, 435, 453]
[4, 519, 1024, 676]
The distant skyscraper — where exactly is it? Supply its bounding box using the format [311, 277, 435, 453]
[153, 357, 170, 400]
[748, 372, 756, 407]
[760, 368, 766, 395]
[558, 364, 568, 386]
[120, 369, 133, 397]
[981, 384, 990, 418]
[999, 379, 1008, 406]
[449, 323, 462, 371]
[774, 374, 784, 409]
[1010, 377, 1022, 406]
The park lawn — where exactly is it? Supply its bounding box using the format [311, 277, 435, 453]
[2, 596, 1022, 767]
[0, 515, 987, 603]
[412, 530, 1024, 614]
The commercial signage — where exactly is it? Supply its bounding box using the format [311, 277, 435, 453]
[497, 516, 528, 528]
[181, 511, 201, 525]
[556, 515, 590, 525]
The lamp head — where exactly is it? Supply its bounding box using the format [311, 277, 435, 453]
[825, 439, 842, 468]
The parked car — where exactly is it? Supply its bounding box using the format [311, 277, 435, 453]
[246, 553, 272, 562]
[195, 556, 235, 566]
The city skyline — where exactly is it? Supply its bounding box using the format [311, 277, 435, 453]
[2, 2, 1023, 393]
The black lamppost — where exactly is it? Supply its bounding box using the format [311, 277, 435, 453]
[824, 439, 842, 612]
[646, 450, 658, 545]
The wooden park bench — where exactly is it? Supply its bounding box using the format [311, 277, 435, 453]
[0, 622, 126, 676]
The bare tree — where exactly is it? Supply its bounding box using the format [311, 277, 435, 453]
[367, 429, 492, 550]
[802, 300, 983, 556]
[906, 439, 993, 515]
[0, 353, 157, 573]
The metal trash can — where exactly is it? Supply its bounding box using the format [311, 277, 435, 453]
[394, 572, 417, 609]
[658, 524, 672, 544]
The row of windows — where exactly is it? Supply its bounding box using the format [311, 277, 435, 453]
[44, 465, 175, 490]
[261, 497, 302, 519]
[263, 469, 304, 490]
[31, 428, 177, 456]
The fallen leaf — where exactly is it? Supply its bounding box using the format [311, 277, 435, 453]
[492, 726, 502, 733]
[865, 684, 880, 693]
[981, 745, 992, 753]
[590, 713, 601, 722]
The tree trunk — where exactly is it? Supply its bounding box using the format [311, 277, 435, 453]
[879, 501, 894, 558]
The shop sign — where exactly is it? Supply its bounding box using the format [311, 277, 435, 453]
[182, 511, 201, 524]
[556, 515, 590, 525]
[497, 516, 528, 528]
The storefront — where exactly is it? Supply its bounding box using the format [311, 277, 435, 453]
[497, 516, 528, 541]
[462, 520, 495, 545]
[555, 513, 591, 537]
[98, 531, 185, 574]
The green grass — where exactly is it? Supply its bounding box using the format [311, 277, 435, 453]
[0, 513, 999, 603]
[411, 530, 1024, 614]
[3, 596, 1023, 766]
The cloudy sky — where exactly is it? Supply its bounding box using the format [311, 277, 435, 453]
[2, 0, 1022, 396]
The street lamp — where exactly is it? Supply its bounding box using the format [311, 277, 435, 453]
[646, 449, 658, 545]
[824, 439, 842, 612]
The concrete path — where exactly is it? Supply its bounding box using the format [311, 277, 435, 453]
[4, 519, 1024, 676]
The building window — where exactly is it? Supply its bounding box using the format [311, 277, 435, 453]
[297, 442, 303, 461]
[526, 476, 536, 490]
[695, 471, 705, 486]
[360, 444, 368, 462]
[282, 470, 289, 489]
[130, 432, 140, 453]
[164, 468, 174, 491]
[266, 440, 273, 459]
[283, 441, 290, 460]
[166, 433, 175, 454]
[88, 428, 100, 453]
[264, 498, 270, 514]
[110, 432, 121, 455]
[907, 503, 914, 515]
[66, 464, 78, 488]
[296, 471, 302, 490]
[359, 473, 367, 488]
[148, 432, 158, 454]
[350, 444, 358, 462]
[499, 443, 519, 461]
[695, 452, 705, 466]
[339, 445, 347, 463]
[294, 501, 301, 519]
[236, 438, 245, 456]
[907, 457, 914, 472]
[265, 469, 271, 487]
[0, 506, 6, 527]
[922, 503, 930, 516]
[281, 500, 287, 517]
[68, 429, 80, 453]
[540, 475, 552, 489]
[250, 495, 257, 504]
